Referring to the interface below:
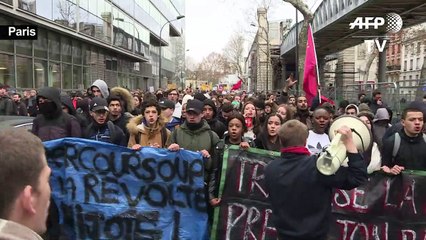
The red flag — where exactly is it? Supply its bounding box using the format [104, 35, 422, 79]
[231, 78, 243, 90]
[303, 24, 318, 106]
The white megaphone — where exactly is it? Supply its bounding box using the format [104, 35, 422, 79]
[316, 115, 372, 175]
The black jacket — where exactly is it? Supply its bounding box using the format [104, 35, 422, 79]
[0, 96, 14, 115]
[207, 118, 226, 139]
[265, 152, 367, 240]
[83, 121, 127, 146]
[381, 129, 426, 170]
[254, 132, 281, 152]
[32, 87, 81, 141]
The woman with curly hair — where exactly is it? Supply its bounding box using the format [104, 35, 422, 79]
[127, 100, 170, 150]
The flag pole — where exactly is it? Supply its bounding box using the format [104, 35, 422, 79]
[310, 24, 322, 104]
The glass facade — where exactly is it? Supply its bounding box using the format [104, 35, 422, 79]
[0, 0, 184, 89]
[0, 14, 150, 90]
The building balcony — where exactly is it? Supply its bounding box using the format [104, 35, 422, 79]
[387, 66, 401, 72]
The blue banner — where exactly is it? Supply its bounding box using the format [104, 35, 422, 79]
[44, 138, 208, 240]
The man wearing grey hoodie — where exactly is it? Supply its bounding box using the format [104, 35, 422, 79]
[90, 79, 109, 99]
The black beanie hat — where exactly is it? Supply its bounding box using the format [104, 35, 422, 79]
[203, 99, 217, 117]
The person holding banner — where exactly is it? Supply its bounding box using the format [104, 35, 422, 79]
[167, 99, 221, 221]
[265, 120, 367, 240]
[0, 129, 51, 240]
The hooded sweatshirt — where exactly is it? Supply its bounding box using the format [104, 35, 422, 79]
[204, 99, 226, 138]
[91, 79, 109, 98]
[32, 87, 81, 141]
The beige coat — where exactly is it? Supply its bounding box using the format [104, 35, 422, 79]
[0, 219, 43, 240]
[127, 115, 171, 148]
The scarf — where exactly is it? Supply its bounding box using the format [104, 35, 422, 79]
[281, 146, 310, 155]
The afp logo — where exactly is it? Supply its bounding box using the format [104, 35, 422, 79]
[349, 13, 403, 33]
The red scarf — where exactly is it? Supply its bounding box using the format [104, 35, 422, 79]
[281, 146, 310, 155]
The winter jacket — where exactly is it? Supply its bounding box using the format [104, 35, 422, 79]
[0, 219, 43, 240]
[168, 120, 220, 199]
[61, 95, 89, 131]
[381, 129, 426, 170]
[265, 151, 367, 240]
[204, 99, 226, 138]
[0, 96, 14, 115]
[13, 101, 28, 116]
[25, 96, 37, 117]
[32, 87, 81, 141]
[111, 113, 132, 142]
[127, 115, 171, 148]
[83, 121, 127, 146]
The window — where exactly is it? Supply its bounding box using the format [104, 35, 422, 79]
[62, 37, 72, 63]
[0, 16, 13, 52]
[404, 60, 407, 71]
[16, 57, 33, 88]
[48, 32, 60, 61]
[34, 29, 48, 59]
[403, 76, 406, 80]
[417, 57, 421, 69]
[410, 59, 413, 70]
[48, 62, 61, 88]
[415, 75, 419, 79]
[73, 65, 82, 89]
[409, 75, 412, 80]
[34, 60, 47, 88]
[417, 42, 421, 54]
[0, 54, 15, 88]
[62, 64, 72, 89]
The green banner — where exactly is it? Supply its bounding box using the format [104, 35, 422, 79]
[212, 146, 426, 240]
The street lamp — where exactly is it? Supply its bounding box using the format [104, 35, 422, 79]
[114, 18, 140, 54]
[181, 49, 189, 89]
[159, 15, 185, 89]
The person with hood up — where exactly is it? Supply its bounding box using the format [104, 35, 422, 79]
[203, 98, 226, 138]
[373, 107, 391, 150]
[90, 79, 109, 99]
[127, 100, 171, 149]
[60, 94, 89, 132]
[32, 87, 81, 141]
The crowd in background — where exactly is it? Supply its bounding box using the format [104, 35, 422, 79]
[0, 77, 425, 238]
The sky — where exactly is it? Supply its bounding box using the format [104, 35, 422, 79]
[185, 0, 322, 64]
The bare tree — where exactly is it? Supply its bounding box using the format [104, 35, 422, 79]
[57, 0, 77, 26]
[194, 52, 232, 85]
[282, 0, 313, 90]
[223, 33, 245, 76]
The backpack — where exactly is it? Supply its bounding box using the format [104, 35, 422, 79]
[135, 127, 168, 147]
[392, 132, 426, 160]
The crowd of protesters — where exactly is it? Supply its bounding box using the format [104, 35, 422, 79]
[0, 75, 425, 239]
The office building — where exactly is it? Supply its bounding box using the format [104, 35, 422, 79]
[0, 0, 185, 91]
